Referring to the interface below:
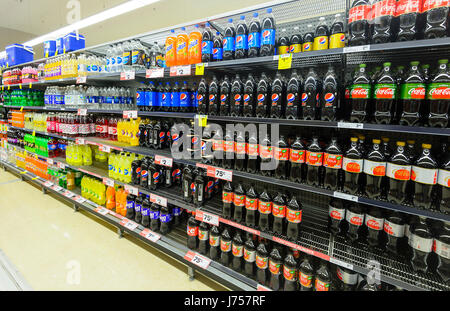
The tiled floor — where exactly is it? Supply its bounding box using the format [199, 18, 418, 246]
[0, 169, 225, 291]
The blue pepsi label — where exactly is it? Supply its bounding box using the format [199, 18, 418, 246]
[261, 29, 276, 46]
[135, 203, 142, 213]
[157, 92, 163, 107]
[48, 144, 57, 150]
[106, 96, 114, 104]
[172, 207, 181, 216]
[161, 92, 171, 107]
[179, 91, 190, 107]
[213, 47, 223, 60]
[126, 201, 135, 210]
[136, 91, 145, 106]
[223, 37, 235, 52]
[146, 91, 155, 107]
[142, 208, 150, 216]
[235, 34, 248, 50]
[202, 41, 213, 55]
[150, 211, 160, 220]
[160, 213, 171, 223]
[172, 92, 180, 107]
[248, 32, 261, 48]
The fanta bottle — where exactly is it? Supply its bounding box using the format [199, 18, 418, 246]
[165, 30, 177, 67]
[188, 25, 202, 65]
[115, 187, 124, 214]
[119, 188, 128, 216]
[176, 27, 189, 66]
[106, 186, 116, 210]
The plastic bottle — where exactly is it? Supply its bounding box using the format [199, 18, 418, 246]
[176, 27, 189, 66]
[348, 0, 371, 46]
[212, 32, 223, 62]
[323, 137, 343, 191]
[188, 25, 202, 65]
[423, 0, 450, 39]
[346, 203, 365, 244]
[260, 8, 276, 57]
[270, 71, 285, 119]
[435, 223, 450, 283]
[343, 137, 364, 195]
[268, 247, 282, 290]
[321, 67, 339, 121]
[234, 130, 246, 171]
[223, 19, 236, 60]
[198, 222, 209, 255]
[299, 255, 315, 291]
[374, 62, 397, 124]
[230, 74, 244, 117]
[219, 75, 231, 116]
[243, 235, 256, 278]
[242, 73, 256, 117]
[387, 141, 411, 204]
[305, 137, 323, 187]
[256, 242, 269, 285]
[248, 13, 261, 58]
[187, 215, 199, 250]
[399, 61, 427, 126]
[289, 136, 306, 183]
[208, 75, 220, 116]
[247, 131, 259, 173]
[302, 24, 314, 52]
[245, 185, 259, 227]
[196, 78, 208, 114]
[274, 135, 289, 180]
[371, 0, 398, 44]
[235, 16, 249, 59]
[222, 129, 235, 169]
[220, 227, 232, 266]
[364, 139, 386, 199]
[330, 14, 346, 49]
[384, 210, 406, 257]
[411, 143, 438, 209]
[277, 28, 290, 55]
[256, 72, 271, 118]
[314, 17, 330, 51]
[231, 231, 244, 272]
[302, 67, 321, 120]
[396, 0, 423, 41]
[350, 64, 372, 123]
[409, 217, 433, 273]
[285, 195, 302, 240]
[201, 23, 214, 63]
[328, 199, 346, 236]
[222, 181, 234, 218]
[438, 146, 450, 213]
[209, 225, 221, 260]
[259, 133, 273, 177]
[336, 266, 358, 291]
[365, 207, 384, 249]
[272, 193, 286, 235]
[289, 26, 302, 54]
[285, 69, 302, 120]
[258, 189, 273, 232]
[314, 262, 333, 291]
[428, 59, 450, 128]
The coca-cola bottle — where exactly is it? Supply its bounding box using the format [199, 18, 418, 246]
[435, 223, 450, 283]
[314, 262, 333, 291]
[283, 253, 298, 291]
[305, 137, 324, 187]
[409, 217, 433, 273]
[301, 67, 321, 120]
[328, 199, 346, 236]
[374, 62, 397, 124]
[243, 235, 257, 278]
[428, 59, 450, 128]
[285, 69, 302, 120]
[411, 143, 438, 209]
[387, 141, 411, 205]
[209, 225, 221, 260]
[321, 67, 339, 121]
[438, 146, 450, 213]
[258, 189, 272, 232]
[364, 139, 387, 199]
[274, 135, 289, 180]
[272, 193, 286, 235]
[371, 0, 398, 44]
[383, 211, 406, 258]
[396, 0, 423, 41]
[234, 130, 246, 172]
[365, 207, 385, 250]
[256, 242, 269, 285]
[289, 136, 306, 183]
[348, 0, 371, 46]
[243, 73, 257, 117]
[299, 255, 315, 291]
[198, 222, 210, 255]
[245, 185, 259, 227]
[423, 0, 450, 39]
[323, 137, 343, 191]
[222, 181, 234, 218]
[399, 61, 427, 126]
[268, 247, 283, 291]
[187, 215, 199, 250]
[286, 195, 302, 241]
[345, 203, 365, 244]
[259, 133, 274, 177]
[343, 137, 364, 195]
[336, 266, 358, 291]
[231, 231, 244, 272]
[233, 183, 246, 223]
[350, 64, 372, 123]
[220, 227, 232, 266]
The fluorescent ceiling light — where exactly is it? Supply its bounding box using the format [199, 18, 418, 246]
[22, 0, 160, 47]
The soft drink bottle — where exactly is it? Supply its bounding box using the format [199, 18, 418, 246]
[256, 242, 269, 285]
[305, 137, 323, 187]
[285, 69, 302, 120]
[258, 189, 273, 232]
[209, 225, 221, 260]
[289, 26, 302, 53]
[223, 129, 235, 169]
[248, 13, 261, 58]
[193, 168, 205, 207]
[274, 135, 289, 180]
[329, 14, 346, 49]
[182, 165, 194, 202]
[303, 24, 314, 52]
[259, 133, 273, 177]
[234, 130, 246, 171]
[323, 137, 343, 191]
[348, 0, 371, 46]
[365, 207, 384, 249]
[223, 19, 236, 60]
[387, 141, 411, 204]
[328, 199, 346, 236]
[256, 73, 271, 118]
[364, 139, 386, 199]
[321, 67, 339, 121]
[179, 81, 190, 113]
[235, 16, 249, 59]
[423, 0, 450, 39]
[220, 228, 232, 266]
[171, 81, 180, 112]
[286, 196, 302, 241]
[260, 8, 276, 57]
[299, 255, 315, 291]
[336, 266, 358, 291]
[270, 72, 285, 119]
[198, 222, 210, 255]
[301, 67, 321, 120]
[371, 0, 398, 44]
[141, 195, 151, 228]
[435, 223, 450, 283]
[159, 204, 172, 234]
[396, 0, 423, 41]
[187, 215, 199, 250]
[222, 181, 234, 218]
[374, 62, 397, 124]
[345, 203, 365, 244]
[176, 27, 189, 66]
[245, 185, 259, 227]
[350, 64, 372, 123]
[126, 194, 136, 220]
[314, 262, 333, 291]
[202, 23, 213, 63]
[156, 82, 164, 111]
[191, 82, 199, 113]
[272, 193, 286, 235]
[409, 217, 433, 273]
[243, 235, 256, 278]
[134, 194, 144, 224]
[247, 131, 259, 173]
[314, 17, 330, 51]
[212, 32, 223, 62]
[243, 73, 256, 117]
[188, 24, 202, 65]
[289, 136, 306, 183]
[208, 75, 220, 116]
[233, 184, 246, 223]
[277, 28, 290, 55]
[268, 247, 282, 291]
[231, 74, 244, 117]
[343, 137, 364, 194]
[399, 61, 427, 126]
[197, 78, 208, 114]
[439, 146, 450, 213]
[411, 143, 438, 209]
[384, 210, 406, 257]
[161, 82, 172, 112]
[428, 59, 450, 128]
[231, 231, 244, 272]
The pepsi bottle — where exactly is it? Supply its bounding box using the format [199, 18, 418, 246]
[256, 73, 271, 118]
[159, 204, 172, 234]
[208, 75, 220, 116]
[248, 13, 261, 58]
[289, 26, 302, 53]
[162, 82, 172, 112]
[301, 67, 321, 120]
[302, 24, 314, 52]
[197, 78, 208, 114]
[213, 32, 223, 62]
[150, 202, 160, 232]
[231, 74, 244, 117]
[201, 22, 214, 63]
[321, 67, 339, 121]
[171, 81, 180, 112]
[243, 73, 257, 117]
[285, 69, 302, 120]
[179, 81, 191, 113]
[219, 75, 231, 116]
[235, 15, 249, 59]
[141, 195, 151, 227]
[270, 71, 285, 119]
[223, 19, 236, 60]
[260, 8, 276, 57]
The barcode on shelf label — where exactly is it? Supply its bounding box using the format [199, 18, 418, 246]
[75, 138, 85, 145]
[99, 145, 111, 153]
[124, 185, 139, 196]
[44, 181, 53, 187]
[52, 185, 63, 192]
[195, 210, 219, 227]
[184, 251, 211, 270]
[102, 178, 114, 187]
[47, 158, 54, 165]
[77, 108, 87, 116]
[123, 111, 138, 119]
[140, 228, 161, 243]
[64, 191, 75, 198]
[120, 71, 135, 80]
[75, 196, 86, 204]
[146, 68, 164, 78]
[333, 191, 359, 202]
[170, 65, 191, 77]
[154, 155, 173, 167]
[120, 219, 139, 230]
[94, 207, 109, 216]
[337, 122, 364, 129]
[257, 284, 272, 291]
[150, 194, 167, 207]
[330, 257, 354, 270]
[57, 162, 66, 169]
[206, 167, 232, 181]
[76, 76, 87, 84]
[344, 45, 370, 53]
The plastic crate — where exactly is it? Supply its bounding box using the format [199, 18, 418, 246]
[63, 32, 85, 53]
[6, 44, 34, 66]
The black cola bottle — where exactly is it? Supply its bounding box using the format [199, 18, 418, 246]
[343, 137, 364, 195]
[289, 136, 306, 183]
[438, 147, 450, 214]
[305, 137, 324, 187]
[187, 214, 199, 250]
[219, 75, 231, 116]
[409, 217, 433, 273]
[272, 193, 287, 235]
[222, 181, 234, 219]
[314, 262, 333, 291]
[270, 72, 285, 119]
[364, 139, 387, 199]
[274, 135, 289, 180]
[208, 76, 220, 116]
[387, 141, 411, 205]
[374, 62, 397, 124]
[435, 223, 450, 283]
[286, 195, 302, 241]
[243, 235, 257, 278]
[365, 207, 385, 250]
[230, 74, 244, 117]
[321, 67, 339, 121]
[345, 203, 365, 244]
[283, 253, 298, 291]
[209, 225, 221, 260]
[258, 189, 273, 232]
[243, 73, 257, 117]
[412, 143, 438, 210]
[256, 73, 271, 118]
[198, 222, 210, 255]
[350, 64, 371, 123]
[220, 228, 232, 266]
[328, 199, 346, 236]
[299, 255, 315, 291]
[323, 137, 343, 191]
[245, 185, 259, 227]
[268, 247, 283, 291]
[256, 242, 269, 285]
[231, 231, 244, 272]
[301, 67, 321, 120]
[428, 59, 450, 128]
[348, 0, 371, 46]
[233, 183, 246, 223]
[285, 69, 302, 120]
[384, 211, 406, 258]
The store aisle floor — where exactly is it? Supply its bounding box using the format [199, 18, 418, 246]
[0, 170, 225, 291]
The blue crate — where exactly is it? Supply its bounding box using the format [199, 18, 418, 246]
[63, 32, 85, 53]
[6, 44, 34, 66]
[44, 40, 56, 58]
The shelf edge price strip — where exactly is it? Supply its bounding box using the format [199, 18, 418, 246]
[94, 206, 110, 216]
[170, 65, 191, 77]
[52, 185, 63, 192]
[337, 122, 363, 129]
[124, 184, 139, 196]
[150, 194, 167, 207]
[330, 257, 354, 270]
[257, 284, 272, 291]
[343, 45, 371, 54]
[195, 210, 219, 227]
[44, 181, 54, 187]
[123, 110, 138, 119]
[75, 138, 85, 145]
[103, 178, 115, 187]
[75, 196, 86, 204]
[206, 166, 232, 182]
[146, 68, 164, 78]
[120, 218, 139, 231]
[333, 191, 359, 202]
[63, 190, 75, 198]
[120, 71, 135, 80]
[154, 155, 173, 167]
[76, 76, 87, 84]
[140, 228, 161, 243]
[77, 108, 87, 116]
[184, 251, 211, 270]
[99, 144, 111, 153]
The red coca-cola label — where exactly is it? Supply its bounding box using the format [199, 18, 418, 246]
[351, 87, 370, 99]
[269, 260, 281, 274]
[96, 125, 108, 133]
[258, 201, 272, 214]
[187, 225, 198, 237]
[222, 191, 234, 203]
[245, 197, 258, 211]
[235, 142, 247, 154]
[260, 146, 273, 159]
[234, 194, 245, 207]
[247, 144, 259, 156]
[423, 0, 449, 12]
[290, 149, 306, 163]
[349, 4, 372, 23]
[306, 151, 323, 166]
[256, 255, 268, 269]
[372, 0, 397, 19]
[213, 140, 224, 151]
[300, 273, 313, 288]
[429, 86, 450, 100]
[223, 141, 235, 152]
[395, 0, 422, 16]
[272, 204, 286, 218]
[286, 208, 302, 223]
[375, 87, 395, 99]
[274, 147, 289, 161]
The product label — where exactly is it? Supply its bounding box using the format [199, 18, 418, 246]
[313, 36, 328, 51]
[400, 83, 426, 100]
[223, 37, 235, 52]
[409, 233, 433, 253]
[434, 239, 450, 259]
[315, 279, 330, 291]
[247, 144, 259, 157]
[324, 93, 336, 107]
[336, 267, 358, 285]
[411, 166, 438, 185]
[223, 191, 234, 203]
[260, 146, 274, 159]
[365, 214, 384, 230]
[274, 147, 289, 161]
[283, 266, 297, 281]
[176, 41, 187, 57]
[232, 243, 244, 257]
[209, 235, 220, 247]
[438, 169, 450, 188]
[187, 225, 198, 237]
[244, 248, 256, 262]
[212, 47, 223, 60]
[278, 45, 289, 55]
[427, 83, 450, 100]
[290, 149, 306, 163]
[423, 0, 450, 12]
[364, 160, 386, 176]
[248, 32, 261, 48]
[346, 210, 364, 226]
[220, 240, 232, 252]
[351, 84, 371, 99]
[224, 141, 235, 153]
[272, 204, 286, 218]
[198, 229, 209, 241]
[235, 142, 247, 155]
[384, 220, 405, 237]
[202, 40, 213, 56]
[329, 33, 346, 49]
[349, 4, 372, 23]
[395, 0, 422, 16]
[324, 153, 343, 169]
[261, 29, 276, 46]
[286, 208, 302, 223]
[245, 197, 258, 211]
[343, 157, 363, 173]
[258, 201, 273, 214]
[160, 213, 171, 223]
[213, 139, 224, 151]
[256, 255, 268, 269]
[234, 194, 245, 207]
[302, 42, 312, 52]
[374, 84, 397, 99]
[269, 260, 281, 275]
[289, 44, 302, 53]
[386, 162, 411, 180]
[235, 34, 248, 50]
[306, 151, 323, 166]
[286, 93, 297, 106]
[299, 272, 313, 288]
[372, 0, 397, 18]
[329, 206, 345, 220]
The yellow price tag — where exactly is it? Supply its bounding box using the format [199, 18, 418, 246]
[45, 52, 49, 58]
[197, 115, 207, 127]
[195, 63, 205, 76]
[20, 107, 23, 112]
[32, 130, 35, 136]
[7, 85, 10, 90]
[277, 54, 293, 70]
[63, 47, 66, 54]
[19, 84, 22, 89]
[1, 86, 3, 91]
[29, 82, 32, 89]
[32, 177, 39, 180]
[20, 171, 27, 175]
[6, 63, 8, 68]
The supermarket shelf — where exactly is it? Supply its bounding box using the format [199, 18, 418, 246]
[0, 158, 257, 291]
[9, 126, 76, 141]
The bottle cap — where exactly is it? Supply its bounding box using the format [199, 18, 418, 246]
[351, 137, 358, 142]
[360, 64, 366, 68]
[267, 8, 272, 13]
[205, 22, 210, 27]
[422, 143, 432, 149]
[383, 62, 391, 67]
[422, 64, 430, 69]
[407, 140, 415, 145]
[253, 13, 258, 17]
[373, 139, 381, 144]
[228, 18, 233, 23]
[240, 15, 245, 20]
[397, 141, 405, 146]
[438, 59, 448, 64]
[411, 61, 420, 66]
